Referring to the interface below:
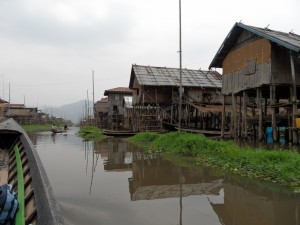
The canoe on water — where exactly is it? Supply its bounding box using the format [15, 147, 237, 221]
[0, 118, 64, 225]
[51, 128, 65, 133]
[102, 129, 138, 137]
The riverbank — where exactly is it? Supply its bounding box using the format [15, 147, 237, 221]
[78, 126, 106, 141]
[22, 124, 51, 133]
[128, 132, 300, 189]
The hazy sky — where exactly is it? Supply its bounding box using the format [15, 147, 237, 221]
[0, 0, 299, 107]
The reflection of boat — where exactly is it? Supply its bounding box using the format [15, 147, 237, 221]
[102, 129, 138, 137]
[0, 118, 63, 224]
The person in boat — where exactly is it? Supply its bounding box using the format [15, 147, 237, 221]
[64, 124, 68, 131]
[51, 124, 57, 132]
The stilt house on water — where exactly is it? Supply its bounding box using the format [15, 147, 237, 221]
[94, 97, 109, 128]
[104, 87, 133, 130]
[128, 64, 223, 133]
[209, 22, 300, 143]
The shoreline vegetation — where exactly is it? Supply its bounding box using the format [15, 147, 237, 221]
[128, 132, 300, 189]
[22, 124, 52, 133]
[78, 126, 106, 141]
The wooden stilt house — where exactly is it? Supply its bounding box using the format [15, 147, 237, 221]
[129, 64, 223, 133]
[209, 22, 300, 143]
[94, 97, 109, 128]
[104, 87, 133, 130]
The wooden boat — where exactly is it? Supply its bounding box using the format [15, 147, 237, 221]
[0, 118, 64, 225]
[51, 128, 65, 133]
[102, 129, 138, 137]
[162, 122, 178, 131]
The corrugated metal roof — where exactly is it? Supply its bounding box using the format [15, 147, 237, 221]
[4, 104, 25, 109]
[104, 87, 133, 95]
[210, 22, 300, 68]
[5, 108, 34, 117]
[243, 24, 300, 52]
[0, 98, 8, 103]
[130, 65, 222, 89]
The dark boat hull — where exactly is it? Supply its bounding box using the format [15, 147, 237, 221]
[0, 118, 64, 225]
[162, 122, 178, 131]
[102, 129, 138, 137]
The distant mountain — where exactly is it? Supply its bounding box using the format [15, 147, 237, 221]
[41, 100, 93, 124]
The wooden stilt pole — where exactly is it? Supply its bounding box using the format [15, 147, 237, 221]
[243, 91, 248, 138]
[232, 93, 237, 138]
[290, 51, 298, 144]
[238, 96, 241, 137]
[257, 88, 263, 141]
[221, 95, 225, 138]
[270, 85, 278, 142]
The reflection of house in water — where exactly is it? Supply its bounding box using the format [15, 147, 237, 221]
[211, 181, 300, 225]
[129, 155, 223, 201]
[94, 139, 140, 172]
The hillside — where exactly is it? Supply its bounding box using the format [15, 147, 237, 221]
[41, 100, 93, 124]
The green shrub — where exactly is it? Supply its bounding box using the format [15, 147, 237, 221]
[78, 126, 106, 140]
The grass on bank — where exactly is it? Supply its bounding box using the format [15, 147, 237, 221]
[22, 124, 52, 133]
[78, 126, 106, 141]
[128, 132, 300, 188]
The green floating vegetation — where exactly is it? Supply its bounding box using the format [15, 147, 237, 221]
[22, 124, 52, 133]
[128, 132, 300, 188]
[78, 126, 106, 141]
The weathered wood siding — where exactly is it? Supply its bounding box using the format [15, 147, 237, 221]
[223, 38, 271, 74]
[142, 86, 173, 104]
[271, 45, 300, 85]
[222, 34, 272, 94]
[131, 79, 141, 104]
[187, 88, 221, 104]
[131, 78, 173, 105]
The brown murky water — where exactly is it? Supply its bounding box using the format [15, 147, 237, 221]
[30, 128, 300, 225]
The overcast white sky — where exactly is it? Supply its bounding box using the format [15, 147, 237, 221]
[0, 0, 299, 108]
